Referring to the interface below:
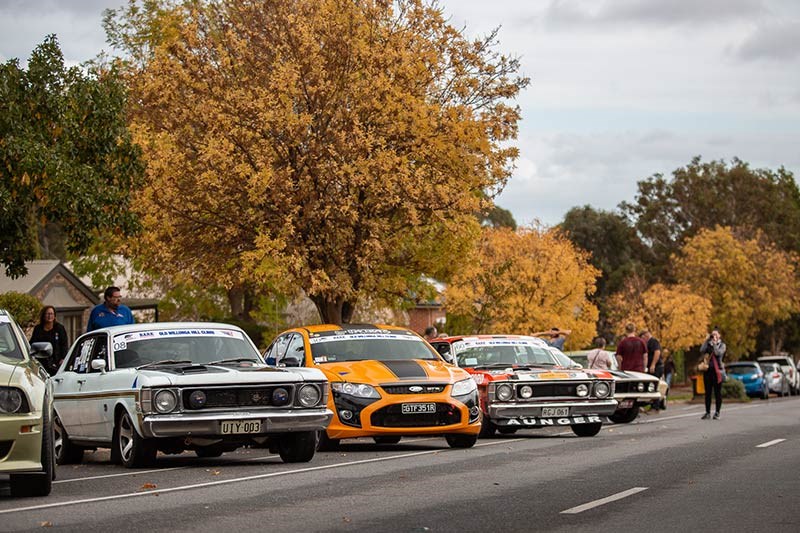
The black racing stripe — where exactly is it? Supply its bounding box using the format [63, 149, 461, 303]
[380, 360, 428, 380]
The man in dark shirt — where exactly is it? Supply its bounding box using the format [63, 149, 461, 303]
[615, 323, 647, 372]
[640, 329, 663, 377]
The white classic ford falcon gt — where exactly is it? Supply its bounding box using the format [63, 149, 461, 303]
[52, 323, 332, 467]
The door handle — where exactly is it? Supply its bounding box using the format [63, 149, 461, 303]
[53, 378, 63, 383]
[77, 379, 86, 385]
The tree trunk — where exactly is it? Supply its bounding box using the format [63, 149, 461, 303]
[310, 295, 356, 325]
[228, 285, 255, 322]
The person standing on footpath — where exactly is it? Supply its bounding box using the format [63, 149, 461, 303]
[640, 329, 663, 377]
[423, 325, 438, 341]
[700, 327, 726, 420]
[86, 286, 134, 332]
[615, 323, 647, 372]
[29, 305, 69, 375]
[663, 349, 676, 390]
[587, 336, 614, 370]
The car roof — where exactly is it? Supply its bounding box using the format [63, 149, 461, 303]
[727, 361, 759, 366]
[85, 322, 247, 335]
[431, 334, 549, 345]
[299, 323, 414, 335]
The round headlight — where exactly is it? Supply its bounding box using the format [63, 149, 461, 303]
[519, 385, 533, 399]
[188, 390, 207, 409]
[637, 382, 645, 392]
[648, 382, 656, 392]
[272, 387, 290, 406]
[297, 385, 321, 407]
[496, 384, 513, 401]
[595, 382, 611, 398]
[0, 388, 24, 414]
[576, 384, 589, 397]
[154, 390, 177, 413]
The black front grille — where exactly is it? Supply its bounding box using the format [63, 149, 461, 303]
[614, 382, 638, 394]
[382, 384, 446, 394]
[182, 386, 293, 409]
[370, 403, 461, 427]
[521, 383, 587, 398]
[0, 440, 12, 460]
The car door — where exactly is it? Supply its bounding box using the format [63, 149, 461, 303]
[264, 334, 291, 365]
[78, 333, 114, 439]
[52, 335, 98, 438]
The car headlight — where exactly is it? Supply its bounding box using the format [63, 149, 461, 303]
[637, 382, 645, 392]
[595, 382, 611, 398]
[648, 382, 656, 392]
[332, 382, 380, 399]
[451, 378, 477, 397]
[495, 383, 513, 401]
[0, 387, 26, 414]
[576, 384, 589, 397]
[154, 389, 178, 413]
[297, 384, 322, 407]
[519, 385, 533, 399]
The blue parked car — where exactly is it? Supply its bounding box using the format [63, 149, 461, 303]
[726, 362, 769, 399]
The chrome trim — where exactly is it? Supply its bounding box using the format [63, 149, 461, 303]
[140, 408, 333, 438]
[487, 399, 618, 419]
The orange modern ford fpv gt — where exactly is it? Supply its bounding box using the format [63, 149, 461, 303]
[264, 324, 481, 449]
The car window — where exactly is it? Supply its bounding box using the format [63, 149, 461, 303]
[112, 328, 260, 367]
[278, 333, 306, 365]
[264, 334, 291, 365]
[455, 344, 558, 367]
[0, 320, 24, 362]
[67, 336, 101, 374]
[727, 365, 759, 375]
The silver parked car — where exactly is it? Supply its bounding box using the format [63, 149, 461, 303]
[760, 361, 791, 397]
[757, 355, 798, 395]
[52, 322, 332, 467]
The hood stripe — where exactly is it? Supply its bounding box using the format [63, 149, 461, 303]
[380, 360, 428, 380]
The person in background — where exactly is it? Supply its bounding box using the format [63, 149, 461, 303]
[423, 325, 438, 341]
[640, 329, 663, 377]
[663, 349, 676, 390]
[29, 305, 69, 375]
[700, 327, 726, 420]
[615, 323, 647, 372]
[586, 336, 614, 370]
[86, 286, 134, 332]
[533, 327, 572, 350]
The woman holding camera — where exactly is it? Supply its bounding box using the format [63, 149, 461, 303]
[700, 327, 726, 420]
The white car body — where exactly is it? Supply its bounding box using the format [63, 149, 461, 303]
[52, 322, 332, 466]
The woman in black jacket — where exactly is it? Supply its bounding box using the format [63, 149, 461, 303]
[700, 327, 726, 420]
[29, 305, 69, 375]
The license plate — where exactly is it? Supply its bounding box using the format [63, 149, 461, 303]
[401, 403, 436, 414]
[541, 407, 570, 417]
[220, 420, 262, 434]
[619, 399, 634, 408]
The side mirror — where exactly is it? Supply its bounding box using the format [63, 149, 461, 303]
[30, 342, 53, 360]
[91, 359, 107, 373]
[440, 352, 455, 365]
[281, 356, 301, 368]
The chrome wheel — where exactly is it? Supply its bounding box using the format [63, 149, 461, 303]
[118, 413, 135, 463]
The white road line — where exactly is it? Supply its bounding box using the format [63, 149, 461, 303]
[756, 439, 786, 448]
[561, 487, 648, 514]
[1, 440, 514, 516]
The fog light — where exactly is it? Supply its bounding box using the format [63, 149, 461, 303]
[470, 406, 480, 417]
[272, 388, 290, 406]
[576, 384, 589, 397]
[339, 409, 353, 421]
[189, 390, 207, 409]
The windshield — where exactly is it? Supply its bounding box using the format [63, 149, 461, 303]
[112, 328, 261, 368]
[309, 332, 439, 363]
[727, 365, 758, 375]
[453, 341, 558, 367]
[0, 321, 24, 362]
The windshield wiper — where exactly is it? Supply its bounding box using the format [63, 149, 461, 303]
[137, 359, 192, 370]
[208, 357, 260, 365]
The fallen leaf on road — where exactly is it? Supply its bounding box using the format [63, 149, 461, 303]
[140, 483, 158, 491]
[211, 470, 221, 476]
[342, 517, 352, 523]
[39, 522, 53, 528]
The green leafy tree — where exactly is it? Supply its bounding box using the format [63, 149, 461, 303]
[0, 292, 42, 328]
[0, 36, 144, 278]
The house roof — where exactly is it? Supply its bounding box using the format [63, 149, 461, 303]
[0, 260, 99, 306]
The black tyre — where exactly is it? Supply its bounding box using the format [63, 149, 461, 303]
[316, 430, 340, 451]
[373, 436, 401, 445]
[445, 433, 478, 448]
[497, 427, 518, 435]
[54, 413, 84, 465]
[479, 419, 496, 438]
[278, 431, 317, 463]
[571, 422, 602, 437]
[609, 407, 639, 424]
[115, 410, 157, 468]
[195, 447, 224, 458]
[761, 385, 769, 400]
[10, 405, 54, 497]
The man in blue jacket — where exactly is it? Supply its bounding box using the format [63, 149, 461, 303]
[87, 286, 134, 331]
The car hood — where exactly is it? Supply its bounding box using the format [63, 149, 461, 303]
[131, 364, 327, 387]
[609, 370, 659, 382]
[0, 359, 30, 389]
[317, 359, 465, 384]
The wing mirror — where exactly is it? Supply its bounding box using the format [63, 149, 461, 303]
[30, 341, 53, 361]
[91, 359, 107, 373]
[281, 356, 301, 367]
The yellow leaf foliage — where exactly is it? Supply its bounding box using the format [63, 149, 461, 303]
[122, 0, 528, 322]
[673, 226, 800, 359]
[445, 226, 599, 349]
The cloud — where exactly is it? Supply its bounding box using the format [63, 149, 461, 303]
[735, 21, 800, 61]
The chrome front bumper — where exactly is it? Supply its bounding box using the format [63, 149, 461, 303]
[487, 399, 618, 420]
[141, 408, 333, 438]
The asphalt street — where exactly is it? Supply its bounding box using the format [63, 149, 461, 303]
[2, 397, 799, 532]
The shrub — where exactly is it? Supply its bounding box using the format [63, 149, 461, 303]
[0, 292, 42, 328]
[722, 377, 748, 400]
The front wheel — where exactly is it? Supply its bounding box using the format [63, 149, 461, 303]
[278, 431, 317, 463]
[571, 422, 602, 437]
[609, 407, 639, 424]
[761, 385, 769, 400]
[445, 433, 478, 448]
[10, 406, 54, 497]
[115, 411, 157, 468]
[54, 414, 83, 465]
[497, 427, 518, 435]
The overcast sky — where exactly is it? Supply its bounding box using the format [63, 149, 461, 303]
[2, 0, 799, 227]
